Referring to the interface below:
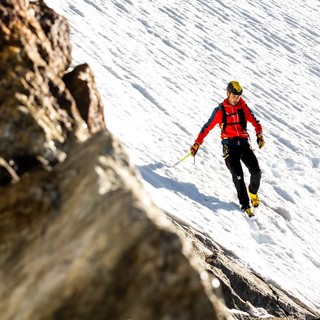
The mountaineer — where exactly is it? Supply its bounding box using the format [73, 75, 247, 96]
[190, 81, 265, 217]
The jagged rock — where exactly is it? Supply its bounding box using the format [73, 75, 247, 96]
[29, 0, 72, 76]
[0, 0, 106, 183]
[0, 131, 226, 320]
[63, 63, 106, 134]
[168, 218, 320, 320]
[0, 0, 87, 178]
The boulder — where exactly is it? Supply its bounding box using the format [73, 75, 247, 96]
[63, 63, 106, 134]
[0, 131, 226, 320]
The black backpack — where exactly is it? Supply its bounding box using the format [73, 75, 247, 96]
[220, 103, 247, 132]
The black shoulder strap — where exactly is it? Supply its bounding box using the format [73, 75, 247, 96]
[237, 108, 247, 130]
[220, 103, 227, 131]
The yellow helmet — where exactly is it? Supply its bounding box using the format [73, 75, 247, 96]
[226, 81, 243, 95]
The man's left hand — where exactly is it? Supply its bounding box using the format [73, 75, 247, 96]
[257, 133, 265, 149]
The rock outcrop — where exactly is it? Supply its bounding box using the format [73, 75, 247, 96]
[0, 0, 89, 183]
[170, 218, 320, 320]
[0, 1, 226, 319]
[0, 1, 319, 320]
[0, 131, 226, 320]
[63, 63, 106, 134]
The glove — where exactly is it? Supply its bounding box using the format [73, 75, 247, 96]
[256, 133, 265, 149]
[190, 142, 200, 156]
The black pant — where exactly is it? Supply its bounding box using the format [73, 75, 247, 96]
[223, 142, 261, 208]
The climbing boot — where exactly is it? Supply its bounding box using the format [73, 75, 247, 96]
[248, 190, 259, 207]
[241, 205, 255, 218]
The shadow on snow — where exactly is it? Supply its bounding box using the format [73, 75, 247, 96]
[137, 162, 234, 212]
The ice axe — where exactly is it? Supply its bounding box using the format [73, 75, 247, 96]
[172, 151, 195, 167]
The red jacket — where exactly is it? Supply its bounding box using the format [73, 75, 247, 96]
[195, 97, 262, 145]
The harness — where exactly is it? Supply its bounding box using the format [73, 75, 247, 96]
[220, 103, 247, 132]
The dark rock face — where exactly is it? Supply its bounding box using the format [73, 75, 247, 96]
[0, 0, 88, 180]
[30, 0, 72, 75]
[0, 1, 319, 320]
[0, 132, 225, 320]
[170, 219, 320, 320]
[63, 63, 106, 134]
[0, 0, 108, 183]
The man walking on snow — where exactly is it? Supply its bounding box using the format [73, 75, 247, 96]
[190, 81, 265, 217]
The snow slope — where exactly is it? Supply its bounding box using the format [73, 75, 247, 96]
[46, 0, 320, 312]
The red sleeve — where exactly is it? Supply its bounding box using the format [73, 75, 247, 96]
[195, 107, 221, 145]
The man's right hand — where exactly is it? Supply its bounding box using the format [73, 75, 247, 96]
[190, 142, 200, 156]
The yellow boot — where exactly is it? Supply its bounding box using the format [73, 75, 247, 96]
[248, 190, 259, 207]
[244, 206, 255, 218]
[241, 205, 255, 218]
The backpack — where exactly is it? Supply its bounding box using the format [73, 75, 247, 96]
[220, 103, 247, 132]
